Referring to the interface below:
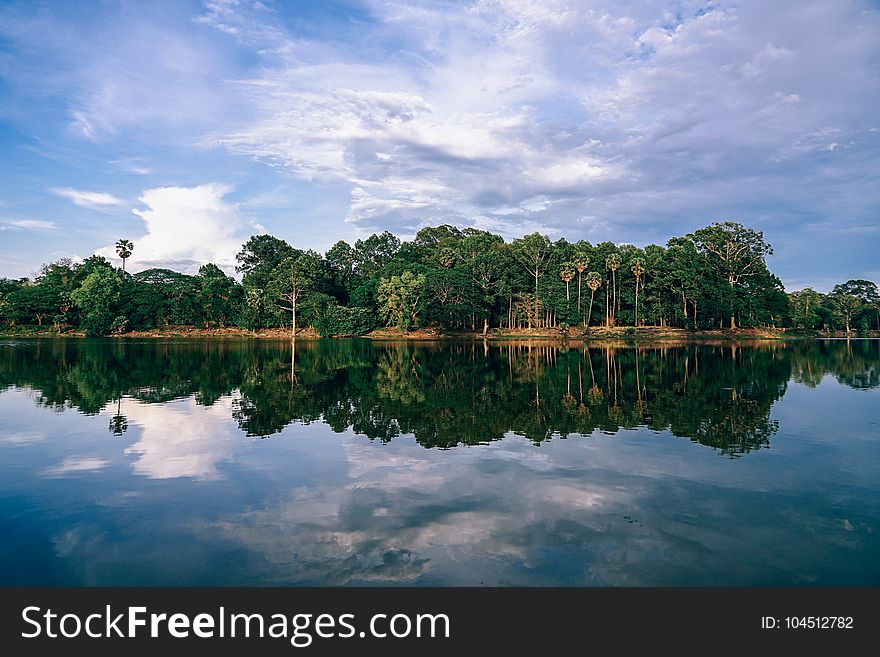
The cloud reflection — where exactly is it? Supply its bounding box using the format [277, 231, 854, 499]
[117, 396, 240, 480]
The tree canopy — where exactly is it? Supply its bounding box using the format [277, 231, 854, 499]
[1, 223, 875, 336]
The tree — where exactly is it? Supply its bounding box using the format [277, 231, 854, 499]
[70, 268, 123, 336]
[237, 235, 299, 329]
[236, 235, 297, 283]
[354, 231, 401, 277]
[377, 271, 426, 331]
[689, 221, 773, 329]
[788, 288, 823, 329]
[632, 258, 645, 326]
[325, 241, 356, 303]
[605, 253, 621, 326]
[269, 254, 320, 336]
[585, 272, 601, 327]
[197, 263, 242, 327]
[559, 262, 576, 302]
[832, 280, 879, 329]
[426, 268, 480, 329]
[511, 233, 551, 329]
[830, 293, 861, 333]
[115, 239, 134, 273]
[573, 252, 590, 314]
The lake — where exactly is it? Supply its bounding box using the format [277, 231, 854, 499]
[0, 338, 877, 586]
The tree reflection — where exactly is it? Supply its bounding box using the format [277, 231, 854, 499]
[1, 338, 877, 456]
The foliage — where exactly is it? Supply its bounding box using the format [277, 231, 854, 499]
[2, 222, 876, 335]
[314, 303, 376, 337]
[377, 271, 426, 330]
[70, 267, 123, 336]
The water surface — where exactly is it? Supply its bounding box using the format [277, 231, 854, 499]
[0, 338, 877, 585]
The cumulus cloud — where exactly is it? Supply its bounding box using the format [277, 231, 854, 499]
[96, 183, 245, 274]
[52, 187, 124, 207]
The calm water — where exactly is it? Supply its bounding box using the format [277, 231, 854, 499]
[0, 338, 878, 586]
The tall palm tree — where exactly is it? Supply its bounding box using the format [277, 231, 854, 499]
[605, 254, 621, 326]
[585, 272, 602, 327]
[573, 253, 589, 313]
[559, 262, 576, 301]
[115, 239, 134, 273]
[631, 258, 645, 326]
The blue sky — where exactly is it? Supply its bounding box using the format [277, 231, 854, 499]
[1, 0, 878, 291]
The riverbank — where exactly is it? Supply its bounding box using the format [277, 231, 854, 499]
[2, 325, 877, 341]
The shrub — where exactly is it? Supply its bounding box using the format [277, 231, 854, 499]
[314, 304, 376, 337]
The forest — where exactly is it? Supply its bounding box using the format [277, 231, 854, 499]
[0, 221, 877, 337]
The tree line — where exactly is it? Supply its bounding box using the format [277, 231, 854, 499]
[0, 221, 877, 336]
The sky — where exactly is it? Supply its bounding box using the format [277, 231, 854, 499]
[0, 0, 878, 291]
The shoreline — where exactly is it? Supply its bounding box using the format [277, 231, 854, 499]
[2, 326, 877, 341]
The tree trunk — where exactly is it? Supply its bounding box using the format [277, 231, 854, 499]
[482, 317, 488, 336]
[634, 279, 639, 326]
[566, 281, 570, 301]
[577, 273, 582, 313]
[728, 276, 736, 330]
[292, 294, 297, 337]
[534, 271, 540, 329]
[611, 270, 617, 326]
[587, 290, 595, 328]
[605, 283, 609, 326]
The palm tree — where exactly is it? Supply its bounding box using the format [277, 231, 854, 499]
[631, 258, 645, 326]
[559, 262, 576, 301]
[605, 254, 621, 326]
[585, 272, 601, 327]
[115, 239, 134, 273]
[573, 253, 589, 314]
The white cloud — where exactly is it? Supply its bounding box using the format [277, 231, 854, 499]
[52, 187, 124, 207]
[1, 219, 58, 231]
[96, 183, 245, 274]
[199, 0, 880, 244]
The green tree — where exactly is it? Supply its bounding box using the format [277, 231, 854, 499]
[585, 272, 601, 327]
[830, 293, 861, 333]
[632, 258, 645, 326]
[559, 262, 576, 301]
[832, 280, 879, 329]
[511, 233, 551, 329]
[788, 288, 823, 329]
[689, 221, 773, 329]
[236, 235, 299, 329]
[70, 268, 123, 336]
[268, 253, 321, 336]
[354, 231, 401, 277]
[115, 239, 134, 273]
[197, 263, 243, 327]
[573, 252, 590, 314]
[605, 253, 621, 326]
[377, 271, 426, 331]
[325, 240, 356, 303]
